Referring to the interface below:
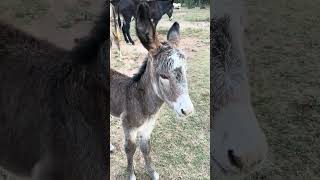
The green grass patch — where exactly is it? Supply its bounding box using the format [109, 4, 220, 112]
[173, 7, 209, 22]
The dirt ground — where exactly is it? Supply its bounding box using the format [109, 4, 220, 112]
[110, 6, 210, 180]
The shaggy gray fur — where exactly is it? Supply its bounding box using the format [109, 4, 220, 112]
[211, 16, 245, 113]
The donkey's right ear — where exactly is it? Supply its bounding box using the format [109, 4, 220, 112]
[136, 3, 160, 54]
[167, 22, 180, 47]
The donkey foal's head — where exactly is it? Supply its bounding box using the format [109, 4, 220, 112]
[136, 3, 194, 118]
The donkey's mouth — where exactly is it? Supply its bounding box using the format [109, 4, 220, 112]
[174, 109, 194, 119]
[212, 158, 240, 176]
[175, 113, 188, 119]
[212, 157, 263, 179]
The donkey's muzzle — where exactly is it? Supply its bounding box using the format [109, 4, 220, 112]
[173, 94, 194, 118]
[181, 108, 193, 116]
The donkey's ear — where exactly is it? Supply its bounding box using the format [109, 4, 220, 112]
[167, 22, 180, 47]
[136, 3, 160, 53]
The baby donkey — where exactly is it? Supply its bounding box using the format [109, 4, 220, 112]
[110, 3, 194, 180]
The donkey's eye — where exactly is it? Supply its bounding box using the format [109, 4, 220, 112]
[160, 74, 170, 79]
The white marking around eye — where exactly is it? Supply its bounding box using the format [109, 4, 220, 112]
[171, 50, 186, 70]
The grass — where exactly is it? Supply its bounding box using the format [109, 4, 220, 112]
[57, 6, 96, 29]
[0, 0, 49, 24]
[172, 6, 210, 22]
[111, 6, 210, 180]
[244, 0, 320, 179]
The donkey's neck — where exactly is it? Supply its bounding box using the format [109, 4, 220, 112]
[129, 60, 164, 116]
[158, 2, 170, 16]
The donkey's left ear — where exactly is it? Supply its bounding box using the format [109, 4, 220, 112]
[136, 3, 160, 54]
[167, 22, 180, 47]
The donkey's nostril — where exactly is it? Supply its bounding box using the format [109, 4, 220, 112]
[181, 109, 186, 115]
[228, 150, 244, 169]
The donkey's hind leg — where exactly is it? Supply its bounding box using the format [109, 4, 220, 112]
[125, 22, 135, 45]
[124, 128, 138, 180]
[122, 24, 129, 44]
[139, 119, 159, 180]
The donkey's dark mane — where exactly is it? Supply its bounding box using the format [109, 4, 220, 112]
[71, 8, 108, 64]
[211, 16, 244, 113]
[131, 42, 172, 82]
[132, 59, 148, 82]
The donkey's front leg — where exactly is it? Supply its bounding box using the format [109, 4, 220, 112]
[124, 129, 138, 180]
[140, 136, 159, 180]
[139, 119, 159, 180]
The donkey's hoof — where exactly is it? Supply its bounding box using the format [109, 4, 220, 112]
[151, 171, 159, 180]
[151, 171, 160, 180]
[110, 144, 115, 153]
[129, 174, 136, 180]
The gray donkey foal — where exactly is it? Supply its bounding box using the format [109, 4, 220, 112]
[110, 3, 194, 180]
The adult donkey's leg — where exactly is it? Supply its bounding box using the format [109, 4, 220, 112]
[153, 19, 160, 28]
[139, 119, 159, 180]
[122, 23, 129, 44]
[125, 22, 135, 45]
[124, 128, 138, 180]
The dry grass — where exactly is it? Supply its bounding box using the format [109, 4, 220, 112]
[111, 7, 210, 180]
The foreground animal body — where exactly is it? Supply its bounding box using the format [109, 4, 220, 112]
[0, 8, 108, 180]
[110, 3, 193, 180]
[211, 0, 268, 179]
[111, 0, 174, 45]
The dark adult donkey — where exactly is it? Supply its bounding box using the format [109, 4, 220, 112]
[111, 0, 174, 45]
[0, 7, 109, 180]
[110, 3, 193, 180]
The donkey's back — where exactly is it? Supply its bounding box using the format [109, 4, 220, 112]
[110, 69, 130, 117]
[0, 21, 70, 87]
[0, 6, 109, 178]
[0, 21, 74, 177]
